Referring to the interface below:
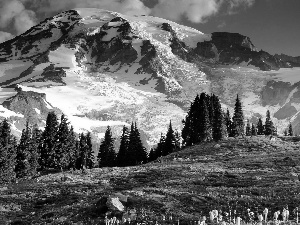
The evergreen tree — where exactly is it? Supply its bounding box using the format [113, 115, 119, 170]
[29, 126, 42, 175]
[97, 126, 115, 167]
[232, 94, 244, 137]
[163, 121, 176, 156]
[85, 132, 94, 169]
[78, 133, 88, 169]
[132, 123, 147, 165]
[41, 111, 59, 169]
[212, 95, 227, 141]
[53, 114, 70, 170]
[174, 129, 181, 151]
[15, 122, 32, 178]
[257, 118, 264, 135]
[251, 124, 257, 136]
[67, 126, 78, 170]
[245, 120, 251, 136]
[117, 126, 129, 167]
[155, 133, 165, 159]
[264, 110, 274, 135]
[198, 93, 212, 142]
[224, 109, 232, 137]
[181, 116, 192, 146]
[148, 148, 157, 162]
[288, 122, 293, 136]
[0, 119, 17, 183]
[284, 129, 288, 136]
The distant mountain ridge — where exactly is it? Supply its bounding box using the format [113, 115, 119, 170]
[0, 8, 300, 144]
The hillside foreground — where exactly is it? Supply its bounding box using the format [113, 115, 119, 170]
[1, 136, 300, 224]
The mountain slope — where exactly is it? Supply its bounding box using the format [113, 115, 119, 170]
[0, 8, 300, 144]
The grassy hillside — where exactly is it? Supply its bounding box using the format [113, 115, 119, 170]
[1, 136, 300, 224]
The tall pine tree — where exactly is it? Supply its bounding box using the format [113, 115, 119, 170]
[257, 118, 264, 135]
[245, 120, 251, 136]
[85, 132, 95, 169]
[41, 111, 59, 169]
[97, 126, 115, 167]
[212, 95, 227, 141]
[251, 123, 257, 136]
[29, 126, 42, 175]
[0, 119, 17, 183]
[15, 122, 32, 178]
[163, 121, 176, 156]
[117, 126, 129, 167]
[224, 109, 232, 137]
[288, 122, 293, 136]
[264, 110, 274, 135]
[232, 94, 244, 137]
[198, 93, 212, 142]
[53, 114, 70, 170]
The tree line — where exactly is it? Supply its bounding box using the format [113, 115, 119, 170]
[0, 92, 295, 183]
[0, 111, 148, 183]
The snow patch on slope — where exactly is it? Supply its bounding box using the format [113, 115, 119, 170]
[271, 68, 300, 85]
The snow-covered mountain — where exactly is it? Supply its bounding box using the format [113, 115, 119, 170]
[0, 8, 300, 145]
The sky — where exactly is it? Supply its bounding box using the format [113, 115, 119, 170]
[0, 0, 299, 56]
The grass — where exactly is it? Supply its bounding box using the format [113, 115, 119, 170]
[1, 136, 300, 224]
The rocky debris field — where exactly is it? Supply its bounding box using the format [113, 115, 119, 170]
[1, 136, 300, 224]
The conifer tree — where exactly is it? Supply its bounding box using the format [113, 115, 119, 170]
[67, 126, 78, 170]
[155, 133, 165, 159]
[29, 126, 42, 175]
[148, 148, 157, 162]
[85, 132, 95, 169]
[251, 123, 257, 136]
[53, 114, 70, 170]
[284, 129, 288, 136]
[133, 123, 147, 165]
[198, 93, 212, 142]
[78, 133, 88, 169]
[163, 121, 176, 156]
[224, 109, 232, 137]
[174, 129, 181, 151]
[212, 95, 227, 141]
[245, 120, 251, 136]
[181, 116, 192, 146]
[98, 126, 115, 167]
[264, 110, 274, 135]
[41, 111, 59, 169]
[288, 122, 293, 136]
[232, 94, 244, 137]
[117, 125, 129, 167]
[257, 118, 264, 135]
[15, 122, 32, 178]
[0, 119, 17, 183]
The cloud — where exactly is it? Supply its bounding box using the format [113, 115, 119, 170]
[228, 0, 255, 14]
[0, 31, 14, 43]
[217, 21, 226, 29]
[151, 0, 256, 23]
[152, 0, 222, 23]
[0, 0, 25, 28]
[0, 0, 37, 36]
[25, 0, 151, 17]
[14, 10, 37, 34]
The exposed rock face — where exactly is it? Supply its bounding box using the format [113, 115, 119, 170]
[2, 88, 61, 127]
[194, 32, 293, 71]
[274, 54, 300, 67]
